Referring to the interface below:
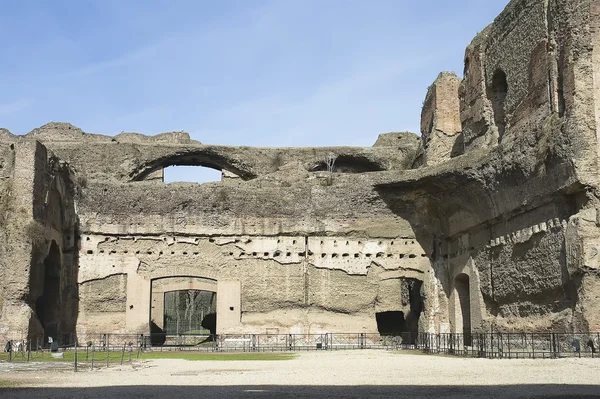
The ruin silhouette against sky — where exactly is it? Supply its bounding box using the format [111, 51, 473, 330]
[0, 0, 509, 182]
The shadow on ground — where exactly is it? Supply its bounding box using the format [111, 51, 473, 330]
[1, 385, 599, 398]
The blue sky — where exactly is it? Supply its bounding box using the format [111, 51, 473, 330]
[0, 0, 509, 182]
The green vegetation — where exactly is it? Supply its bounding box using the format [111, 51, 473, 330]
[0, 380, 19, 388]
[0, 350, 296, 363]
[0, 180, 13, 226]
[25, 220, 46, 248]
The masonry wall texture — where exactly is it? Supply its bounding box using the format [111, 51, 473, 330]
[1, 0, 599, 343]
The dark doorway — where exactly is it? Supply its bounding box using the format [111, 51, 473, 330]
[375, 311, 407, 336]
[35, 241, 62, 344]
[163, 290, 216, 335]
[455, 273, 472, 346]
[405, 279, 424, 340]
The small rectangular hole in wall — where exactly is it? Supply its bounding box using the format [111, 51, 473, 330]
[86, 250, 93, 254]
[229, 307, 234, 311]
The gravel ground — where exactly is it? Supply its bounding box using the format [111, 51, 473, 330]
[2, 350, 600, 398]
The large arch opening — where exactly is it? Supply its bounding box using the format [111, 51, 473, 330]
[35, 241, 62, 344]
[454, 273, 472, 346]
[310, 155, 386, 173]
[163, 165, 225, 184]
[131, 150, 255, 182]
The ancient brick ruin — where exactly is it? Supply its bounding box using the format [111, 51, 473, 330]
[1, 0, 599, 343]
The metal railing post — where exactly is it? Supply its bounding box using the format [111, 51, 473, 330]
[74, 340, 78, 372]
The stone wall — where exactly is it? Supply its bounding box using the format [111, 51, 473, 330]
[384, 0, 600, 334]
[0, 141, 78, 342]
[420, 72, 462, 165]
[2, 0, 600, 342]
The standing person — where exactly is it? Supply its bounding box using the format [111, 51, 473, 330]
[4, 340, 11, 352]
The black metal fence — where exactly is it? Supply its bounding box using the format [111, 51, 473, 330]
[1, 331, 598, 371]
[0, 333, 143, 371]
[418, 332, 600, 359]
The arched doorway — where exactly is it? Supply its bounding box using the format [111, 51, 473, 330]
[35, 241, 62, 343]
[454, 273, 472, 346]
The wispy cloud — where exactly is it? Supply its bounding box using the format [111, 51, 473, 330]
[57, 38, 170, 79]
[0, 98, 32, 116]
[192, 51, 434, 146]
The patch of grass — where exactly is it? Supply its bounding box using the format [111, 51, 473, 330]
[0, 380, 19, 387]
[0, 351, 296, 363]
[139, 352, 296, 361]
[0, 350, 130, 363]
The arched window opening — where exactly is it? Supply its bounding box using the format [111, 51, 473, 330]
[310, 155, 385, 174]
[131, 150, 254, 182]
[454, 273, 472, 346]
[163, 165, 225, 184]
[488, 69, 508, 141]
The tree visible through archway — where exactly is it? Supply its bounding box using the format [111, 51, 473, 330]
[163, 290, 216, 335]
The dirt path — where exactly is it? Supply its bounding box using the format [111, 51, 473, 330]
[2, 350, 600, 398]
